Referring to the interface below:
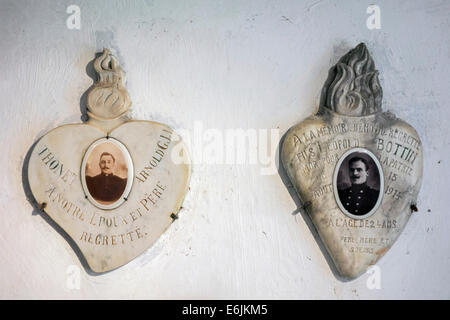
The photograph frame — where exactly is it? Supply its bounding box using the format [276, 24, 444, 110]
[333, 147, 384, 220]
[80, 137, 134, 210]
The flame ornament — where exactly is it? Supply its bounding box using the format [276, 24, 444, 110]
[87, 48, 131, 120]
[321, 43, 383, 116]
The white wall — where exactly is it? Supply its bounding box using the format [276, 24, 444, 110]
[1, 0, 449, 299]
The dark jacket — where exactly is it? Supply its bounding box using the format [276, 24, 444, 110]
[338, 183, 379, 216]
[86, 173, 127, 202]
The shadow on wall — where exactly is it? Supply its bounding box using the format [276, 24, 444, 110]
[79, 51, 103, 123]
[276, 41, 361, 282]
[21, 137, 104, 276]
[277, 130, 354, 283]
[21, 51, 118, 276]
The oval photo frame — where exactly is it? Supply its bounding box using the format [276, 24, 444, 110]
[81, 137, 134, 210]
[333, 148, 384, 220]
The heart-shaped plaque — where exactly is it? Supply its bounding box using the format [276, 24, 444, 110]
[27, 49, 191, 273]
[281, 43, 423, 279]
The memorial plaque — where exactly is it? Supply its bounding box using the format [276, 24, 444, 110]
[27, 49, 191, 272]
[281, 43, 423, 279]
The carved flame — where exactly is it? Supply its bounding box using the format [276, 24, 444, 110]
[321, 43, 383, 116]
[93, 48, 125, 87]
[87, 48, 131, 120]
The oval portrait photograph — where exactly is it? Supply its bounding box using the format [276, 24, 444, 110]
[333, 148, 384, 219]
[81, 137, 133, 210]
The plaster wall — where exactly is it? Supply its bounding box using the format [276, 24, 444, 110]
[0, 0, 449, 299]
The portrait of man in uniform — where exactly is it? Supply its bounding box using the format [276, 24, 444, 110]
[336, 153, 381, 217]
[85, 151, 128, 204]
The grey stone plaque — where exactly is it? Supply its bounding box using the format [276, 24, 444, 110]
[281, 43, 423, 279]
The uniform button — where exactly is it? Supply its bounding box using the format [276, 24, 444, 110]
[356, 203, 359, 206]
[358, 196, 361, 199]
[355, 210, 358, 213]
[348, 196, 351, 199]
[360, 190, 363, 193]
[346, 203, 349, 206]
[349, 190, 352, 193]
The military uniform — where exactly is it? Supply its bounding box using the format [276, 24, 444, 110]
[337, 183, 379, 216]
[86, 173, 127, 202]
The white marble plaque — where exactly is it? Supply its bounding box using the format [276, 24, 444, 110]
[27, 49, 191, 272]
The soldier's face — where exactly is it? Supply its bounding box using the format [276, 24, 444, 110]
[349, 160, 368, 185]
[99, 155, 114, 175]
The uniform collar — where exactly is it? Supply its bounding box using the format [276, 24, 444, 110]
[101, 172, 114, 177]
[350, 182, 367, 190]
